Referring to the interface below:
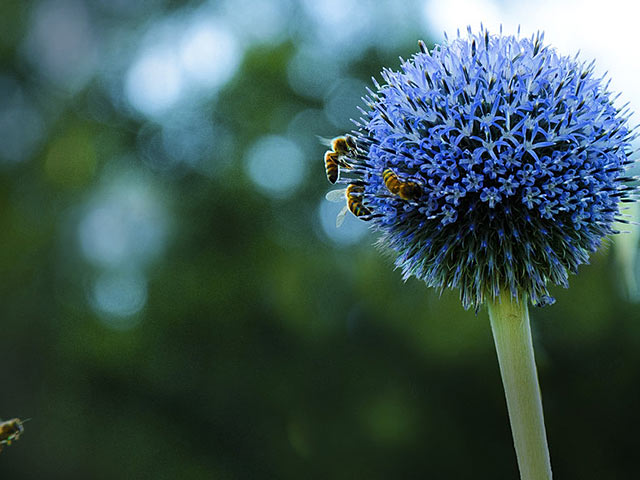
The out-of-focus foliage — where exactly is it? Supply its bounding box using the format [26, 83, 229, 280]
[0, 1, 639, 479]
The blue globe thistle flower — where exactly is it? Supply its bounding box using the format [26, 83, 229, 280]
[330, 27, 637, 310]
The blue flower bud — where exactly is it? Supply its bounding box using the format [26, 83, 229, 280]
[333, 27, 638, 309]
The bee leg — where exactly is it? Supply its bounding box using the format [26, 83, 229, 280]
[337, 160, 354, 170]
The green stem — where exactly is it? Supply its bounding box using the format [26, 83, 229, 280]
[487, 292, 552, 480]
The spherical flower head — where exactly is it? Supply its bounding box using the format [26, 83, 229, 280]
[343, 27, 637, 310]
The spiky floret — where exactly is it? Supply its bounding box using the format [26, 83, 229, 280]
[334, 27, 638, 309]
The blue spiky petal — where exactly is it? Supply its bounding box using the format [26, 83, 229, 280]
[338, 27, 638, 310]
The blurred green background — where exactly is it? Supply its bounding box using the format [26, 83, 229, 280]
[1, 0, 640, 478]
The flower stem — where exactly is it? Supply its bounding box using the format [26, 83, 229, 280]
[487, 292, 552, 480]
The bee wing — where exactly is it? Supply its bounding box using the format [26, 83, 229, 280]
[316, 135, 334, 147]
[325, 189, 346, 202]
[335, 205, 348, 228]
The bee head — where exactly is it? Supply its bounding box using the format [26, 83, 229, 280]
[345, 135, 357, 150]
[405, 183, 422, 200]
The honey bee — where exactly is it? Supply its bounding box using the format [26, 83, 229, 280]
[0, 418, 25, 453]
[321, 135, 358, 184]
[382, 168, 422, 201]
[326, 184, 373, 227]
